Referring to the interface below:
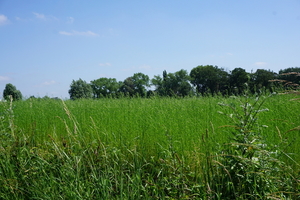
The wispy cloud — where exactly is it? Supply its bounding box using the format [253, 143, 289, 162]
[33, 12, 45, 20]
[254, 62, 267, 66]
[15, 16, 31, 22]
[67, 17, 74, 24]
[99, 63, 111, 67]
[0, 14, 9, 26]
[32, 12, 58, 21]
[59, 31, 73, 36]
[0, 76, 10, 81]
[15, 17, 22, 21]
[59, 30, 98, 36]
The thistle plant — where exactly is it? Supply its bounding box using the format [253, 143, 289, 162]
[215, 94, 297, 199]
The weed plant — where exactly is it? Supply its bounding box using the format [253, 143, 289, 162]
[214, 94, 299, 199]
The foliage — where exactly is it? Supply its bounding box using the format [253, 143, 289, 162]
[215, 94, 298, 199]
[90, 77, 121, 98]
[249, 69, 276, 93]
[270, 67, 300, 91]
[68, 78, 93, 100]
[190, 65, 229, 95]
[151, 69, 193, 97]
[3, 83, 22, 101]
[229, 68, 250, 95]
[61, 66, 299, 100]
[119, 72, 150, 97]
[278, 67, 300, 85]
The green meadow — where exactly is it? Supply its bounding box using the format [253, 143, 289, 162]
[0, 94, 299, 199]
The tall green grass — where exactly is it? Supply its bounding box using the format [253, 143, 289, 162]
[0, 94, 299, 199]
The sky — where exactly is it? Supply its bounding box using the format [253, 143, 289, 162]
[1, 0, 300, 99]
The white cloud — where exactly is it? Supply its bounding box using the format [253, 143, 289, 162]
[99, 63, 111, 67]
[59, 31, 73, 36]
[33, 12, 45, 20]
[15, 16, 30, 22]
[0, 76, 10, 81]
[59, 30, 98, 36]
[67, 17, 74, 24]
[32, 12, 58, 21]
[0, 14, 9, 26]
[254, 62, 267, 66]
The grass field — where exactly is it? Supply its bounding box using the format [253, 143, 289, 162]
[0, 94, 299, 199]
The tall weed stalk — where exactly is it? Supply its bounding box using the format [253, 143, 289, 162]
[215, 94, 299, 199]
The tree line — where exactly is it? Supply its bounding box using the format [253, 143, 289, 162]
[68, 66, 300, 100]
[2, 66, 300, 101]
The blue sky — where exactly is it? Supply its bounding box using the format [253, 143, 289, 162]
[1, 0, 300, 98]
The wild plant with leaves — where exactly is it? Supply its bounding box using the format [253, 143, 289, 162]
[215, 94, 298, 199]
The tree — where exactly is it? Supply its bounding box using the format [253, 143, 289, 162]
[151, 69, 193, 97]
[249, 69, 276, 93]
[90, 78, 121, 98]
[190, 65, 229, 95]
[68, 78, 93, 100]
[229, 68, 250, 95]
[3, 83, 22, 101]
[151, 75, 165, 95]
[163, 70, 167, 82]
[172, 69, 193, 96]
[278, 67, 300, 86]
[119, 73, 150, 97]
[119, 77, 135, 96]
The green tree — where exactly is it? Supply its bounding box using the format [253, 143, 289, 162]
[172, 69, 193, 96]
[151, 75, 165, 95]
[3, 83, 22, 101]
[163, 70, 167, 82]
[229, 67, 250, 95]
[152, 69, 192, 97]
[278, 67, 300, 86]
[190, 65, 229, 95]
[249, 69, 276, 93]
[68, 78, 93, 100]
[119, 73, 150, 97]
[90, 78, 121, 98]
